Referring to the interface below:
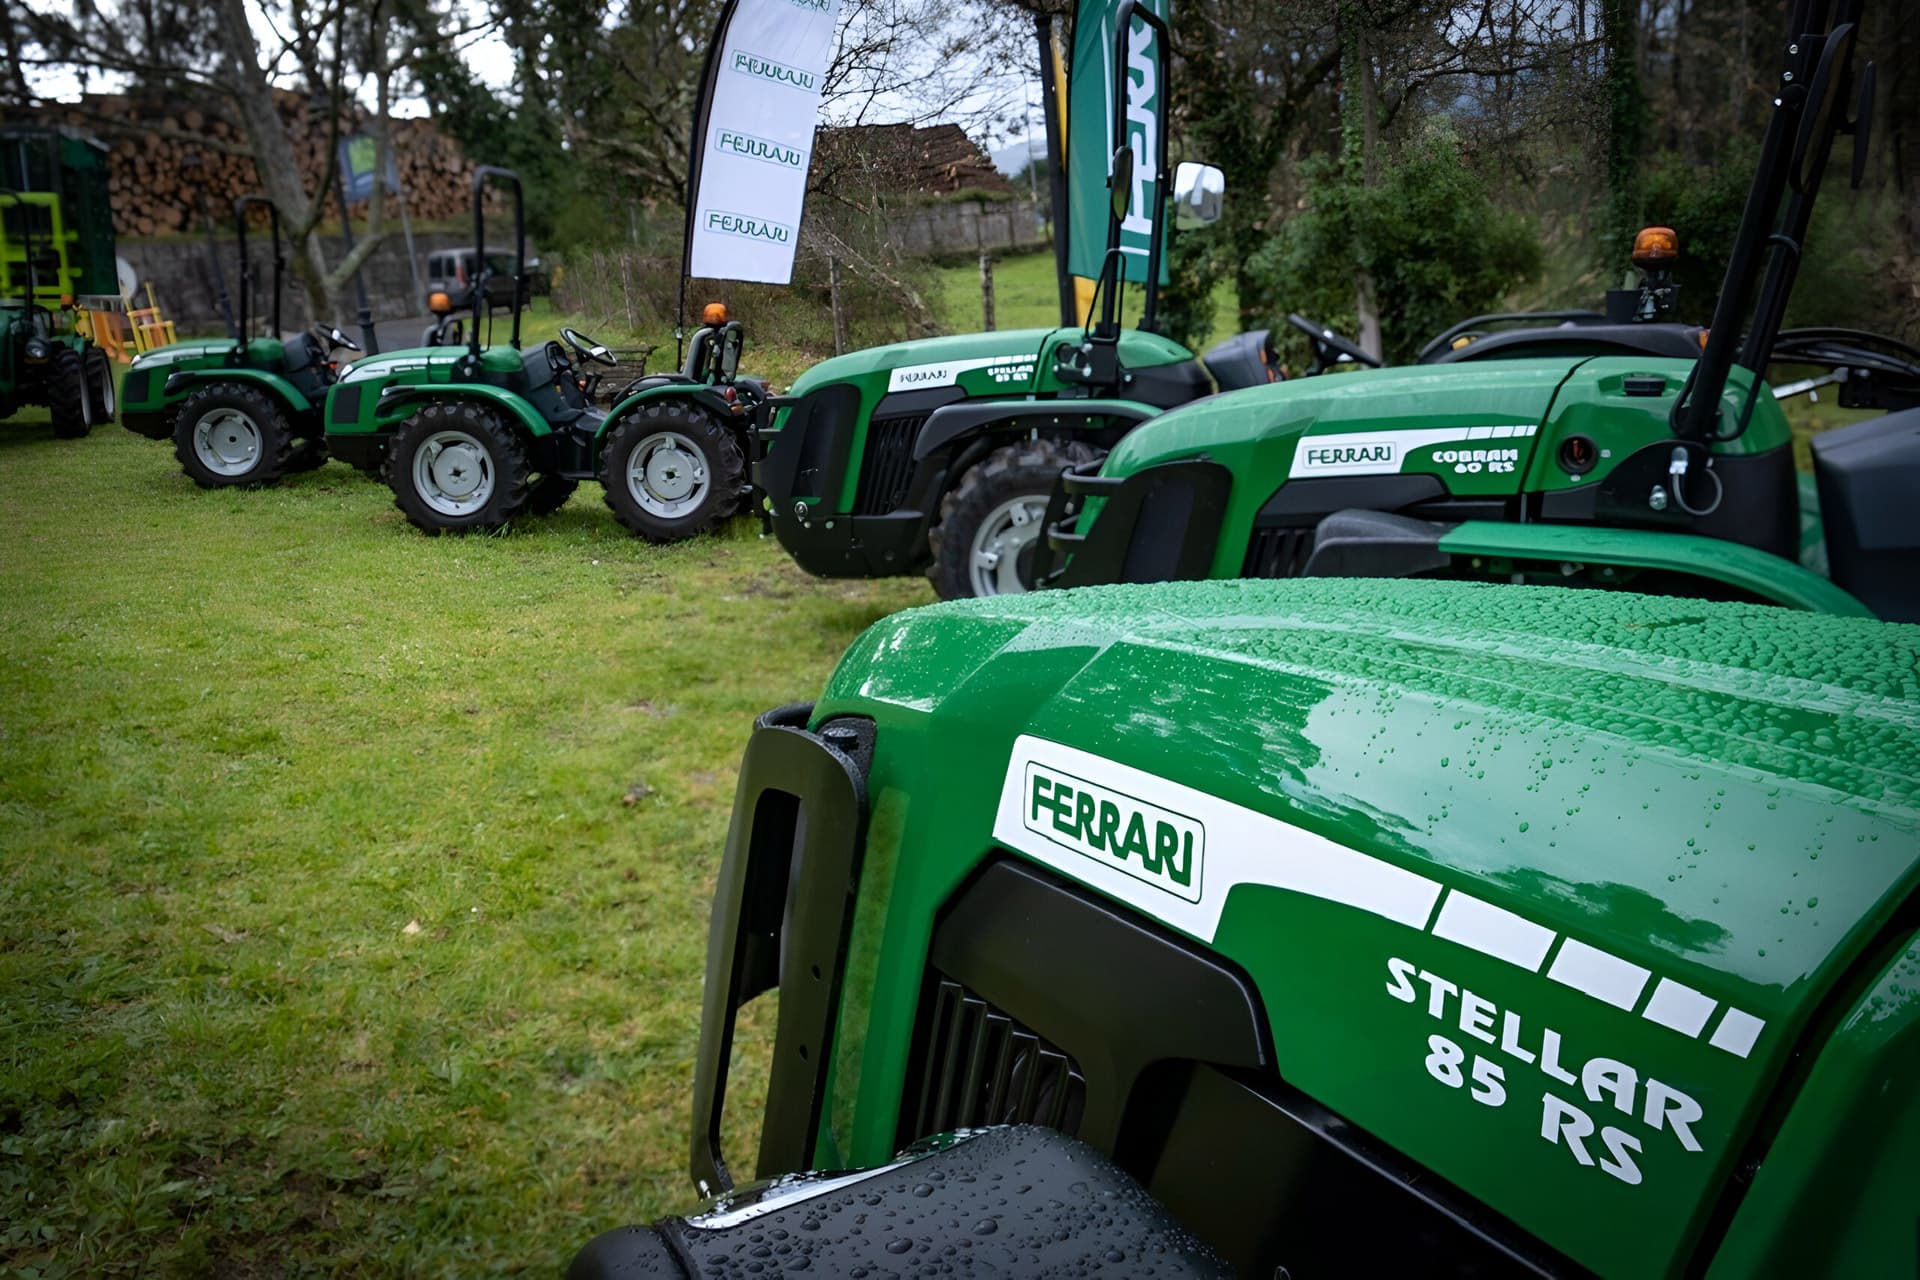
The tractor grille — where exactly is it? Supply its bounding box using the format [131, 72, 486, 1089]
[1242, 525, 1314, 579]
[852, 415, 924, 515]
[899, 977, 1086, 1146]
[327, 384, 363, 426]
[121, 369, 152, 404]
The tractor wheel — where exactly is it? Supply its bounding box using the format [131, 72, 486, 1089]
[82, 346, 116, 429]
[385, 401, 532, 535]
[598, 400, 746, 543]
[285, 437, 330, 473]
[172, 383, 296, 487]
[48, 344, 89, 439]
[526, 473, 580, 516]
[927, 439, 1099, 600]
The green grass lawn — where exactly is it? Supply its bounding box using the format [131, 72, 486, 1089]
[0, 418, 928, 1275]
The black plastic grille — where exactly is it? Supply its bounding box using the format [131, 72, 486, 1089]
[121, 368, 152, 404]
[901, 977, 1085, 1145]
[1242, 525, 1314, 578]
[852, 415, 924, 516]
[327, 384, 363, 425]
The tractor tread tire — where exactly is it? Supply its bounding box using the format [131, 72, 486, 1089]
[598, 400, 746, 543]
[172, 382, 295, 488]
[82, 345, 115, 430]
[927, 438, 1100, 601]
[385, 401, 532, 535]
[48, 344, 90, 438]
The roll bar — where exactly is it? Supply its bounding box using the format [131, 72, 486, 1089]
[233, 194, 283, 345]
[469, 165, 526, 357]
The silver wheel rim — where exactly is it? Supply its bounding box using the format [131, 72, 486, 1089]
[412, 429, 495, 516]
[967, 494, 1047, 597]
[626, 430, 709, 520]
[94, 365, 116, 422]
[193, 407, 263, 477]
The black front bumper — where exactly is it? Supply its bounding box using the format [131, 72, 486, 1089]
[753, 389, 940, 578]
[1039, 457, 1234, 587]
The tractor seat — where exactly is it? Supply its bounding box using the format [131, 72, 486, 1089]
[282, 331, 323, 376]
[1202, 329, 1279, 391]
[1810, 406, 1920, 623]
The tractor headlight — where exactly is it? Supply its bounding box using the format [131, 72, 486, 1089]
[24, 337, 50, 362]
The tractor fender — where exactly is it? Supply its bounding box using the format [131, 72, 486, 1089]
[375, 382, 552, 438]
[599, 381, 736, 437]
[1438, 520, 1874, 616]
[911, 397, 1162, 463]
[162, 367, 313, 415]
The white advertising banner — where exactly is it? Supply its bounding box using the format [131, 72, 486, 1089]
[686, 0, 842, 284]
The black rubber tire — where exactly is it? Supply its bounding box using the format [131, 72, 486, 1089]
[48, 344, 89, 438]
[385, 400, 531, 535]
[82, 345, 116, 429]
[285, 436, 330, 473]
[172, 382, 295, 488]
[597, 400, 746, 543]
[526, 473, 580, 515]
[927, 439, 1099, 601]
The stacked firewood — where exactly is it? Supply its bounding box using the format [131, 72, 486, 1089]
[31, 91, 475, 238]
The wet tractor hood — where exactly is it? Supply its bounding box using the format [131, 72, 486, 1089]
[812, 578, 1919, 1275]
[785, 326, 1194, 397]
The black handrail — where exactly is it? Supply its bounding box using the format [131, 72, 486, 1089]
[232, 194, 283, 345]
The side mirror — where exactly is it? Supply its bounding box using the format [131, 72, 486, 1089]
[1790, 22, 1856, 195]
[1108, 145, 1135, 223]
[1172, 162, 1225, 229]
[719, 328, 743, 382]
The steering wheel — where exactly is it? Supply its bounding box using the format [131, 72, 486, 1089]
[317, 324, 361, 353]
[560, 326, 618, 367]
[1287, 313, 1382, 374]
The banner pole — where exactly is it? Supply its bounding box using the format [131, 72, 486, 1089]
[679, 0, 741, 368]
[1038, 13, 1074, 329]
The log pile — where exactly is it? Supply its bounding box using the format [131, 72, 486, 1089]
[31, 91, 475, 238]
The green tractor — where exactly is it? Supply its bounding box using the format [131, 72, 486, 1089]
[0, 128, 119, 438]
[119, 195, 364, 486]
[1039, 0, 1919, 623]
[754, 3, 1277, 599]
[324, 167, 767, 540]
[573, 576, 1920, 1277]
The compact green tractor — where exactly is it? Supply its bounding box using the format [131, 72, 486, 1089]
[755, 3, 1279, 599]
[0, 140, 118, 439]
[325, 167, 767, 540]
[1041, 0, 1920, 624]
[573, 577, 1920, 1277]
[118, 195, 364, 486]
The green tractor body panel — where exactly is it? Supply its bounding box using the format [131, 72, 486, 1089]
[738, 579, 1917, 1276]
[598, 378, 736, 440]
[1438, 522, 1870, 615]
[120, 338, 314, 423]
[1048, 355, 1852, 612]
[324, 345, 543, 441]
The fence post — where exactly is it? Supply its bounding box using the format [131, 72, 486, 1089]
[829, 256, 848, 356]
[979, 250, 996, 332]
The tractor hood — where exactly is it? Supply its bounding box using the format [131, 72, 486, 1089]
[332, 344, 521, 384]
[786, 326, 1194, 398]
[128, 336, 283, 369]
[813, 578, 1919, 1276]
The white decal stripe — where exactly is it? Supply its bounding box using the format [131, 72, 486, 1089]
[994, 738, 1767, 1058]
[1430, 890, 1556, 971]
[1547, 937, 1652, 1010]
[993, 735, 1440, 943]
[1641, 978, 1718, 1038]
[1707, 1007, 1766, 1059]
[885, 354, 1033, 393]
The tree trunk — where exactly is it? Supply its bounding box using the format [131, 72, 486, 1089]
[1344, 10, 1385, 362]
[1602, 0, 1647, 250]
